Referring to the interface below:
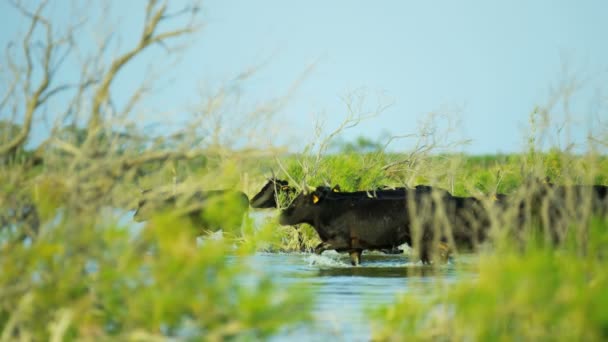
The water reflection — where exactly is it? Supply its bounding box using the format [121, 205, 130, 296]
[316, 265, 446, 278]
[253, 252, 474, 341]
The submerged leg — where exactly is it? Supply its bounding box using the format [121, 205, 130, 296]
[419, 242, 432, 265]
[349, 235, 364, 265]
[349, 249, 363, 266]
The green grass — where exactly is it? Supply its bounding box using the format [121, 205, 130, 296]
[1, 179, 313, 340]
[3, 149, 608, 340]
[370, 218, 608, 341]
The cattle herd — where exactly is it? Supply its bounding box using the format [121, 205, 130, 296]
[134, 177, 608, 266]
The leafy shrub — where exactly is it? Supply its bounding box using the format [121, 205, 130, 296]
[0, 187, 312, 340]
[370, 218, 608, 341]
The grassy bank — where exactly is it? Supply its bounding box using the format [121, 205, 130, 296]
[2, 147, 608, 339]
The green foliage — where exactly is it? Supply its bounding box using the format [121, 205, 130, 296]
[278, 152, 608, 196]
[0, 190, 312, 340]
[240, 215, 319, 253]
[370, 218, 608, 341]
[197, 192, 249, 235]
[332, 136, 384, 154]
[257, 147, 608, 340]
[31, 176, 69, 222]
[5, 132, 608, 339]
[267, 150, 608, 254]
[284, 153, 393, 191]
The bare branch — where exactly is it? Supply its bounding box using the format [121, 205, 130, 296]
[0, 66, 19, 113]
[9, 0, 49, 93]
[0, 1, 54, 157]
[50, 137, 82, 157]
[380, 111, 470, 176]
[87, 0, 200, 133]
[38, 80, 95, 105]
[161, 4, 199, 21]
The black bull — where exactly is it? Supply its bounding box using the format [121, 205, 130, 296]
[515, 180, 608, 244]
[249, 178, 295, 209]
[279, 186, 498, 265]
[248, 179, 440, 255]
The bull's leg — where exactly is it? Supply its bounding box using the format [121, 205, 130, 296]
[349, 249, 363, 266]
[419, 242, 432, 265]
[314, 242, 332, 254]
[348, 235, 363, 266]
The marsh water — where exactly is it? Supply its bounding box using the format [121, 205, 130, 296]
[122, 210, 476, 341]
[250, 252, 476, 341]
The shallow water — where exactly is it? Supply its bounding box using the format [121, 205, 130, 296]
[247, 251, 477, 341]
[119, 209, 476, 340]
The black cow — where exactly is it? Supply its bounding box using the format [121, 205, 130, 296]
[395, 187, 501, 257]
[435, 194, 500, 250]
[279, 188, 412, 265]
[249, 179, 442, 208]
[536, 180, 608, 217]
[279, 182, 507, 265]
[322, 184, 494, 250]
[249, 178, 295, 209]
[513, 177, 608, 245]
[133, 188, 250, 234]
[279, 185, 467, 265]
[316, 185, 451, 199]
[250, 179, 421, 255]
[317, 184, 459, 256]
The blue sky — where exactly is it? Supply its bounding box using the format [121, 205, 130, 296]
[2, 1, 607, 154]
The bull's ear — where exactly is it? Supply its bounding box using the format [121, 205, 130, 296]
[281, 185, 291, 190]
[312, 194, 320, 204]
[332, 185, 341, 192]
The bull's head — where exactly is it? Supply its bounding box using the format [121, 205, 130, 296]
[278, 187, 330, 226]
[249, 178, 295, 209]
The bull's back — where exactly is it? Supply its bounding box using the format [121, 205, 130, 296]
[318, 198, 411, 249]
